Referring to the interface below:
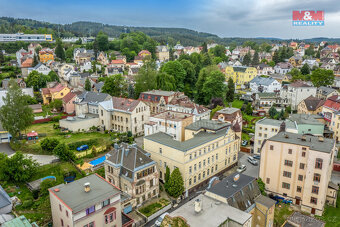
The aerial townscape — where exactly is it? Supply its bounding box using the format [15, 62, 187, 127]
[0, 2, 340, 227]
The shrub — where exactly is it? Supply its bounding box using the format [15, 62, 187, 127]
[53, 143, 75, 161]
[68, 139, 98, 150]
[22, 200, 33, 208]
[51, 116, 61, 122]
[40, 179, 58, 197]
[41, 138, 60, 152]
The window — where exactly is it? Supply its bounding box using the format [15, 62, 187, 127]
[297, 186, 302, 192]
[302, 152, 306, 157]
[199, 162, 201, 169]
[270, 145, 274, 150]
[203, 160, 206, 166]
[61, 219, 64, 227]
[312, 186, 319, 195]
[198, 173, 201, 180]
[189, 166, 192, 174]
[283, 171, 291, 178]
[298, 175, 303, 181]
[299, 163, 305, 170]
[215, 164, 218, 171]
[266, 178, 270, 184]
[284, 160, 293, 167]
[310, 197, 317, 204]
[189, 178, 192, 185]
[86, 206, 95, 215]
[208, 157, 210, 164]
[302, 147, 306, 151]
[216, 154, 218, 160]
[233, 154, 236, 161]
[203, 171, 205, 178]
[66, 210, 68, 217]
[159, 148, 162, 154]
[288, 149, 292, 154]
[102, 199, 110, 208]
[190, 154, 192, 160]
[194, 176, 196, 183]
[59, 204, 62, 211]
[315, 158, 323, 169]
[313, 173, 321, 182]
[282, 182, 290, 189]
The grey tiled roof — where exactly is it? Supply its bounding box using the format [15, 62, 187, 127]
[77, 91, 110, 104]
[50, 174, 120, 213]
[268, 132, 335, 153]
[289, 114, 324, 125]
[185, 119, 229, 131]
[250, 76, 277, 86]
[254, 194, 276, 209]
[144, 127, 230, 152]
[287, 212, 325, 227]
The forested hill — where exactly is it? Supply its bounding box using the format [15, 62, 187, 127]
[1, 17, 340, 46]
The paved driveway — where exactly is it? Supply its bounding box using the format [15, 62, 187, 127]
[0, 143, 15, 156]
[238, 152, 260, 178]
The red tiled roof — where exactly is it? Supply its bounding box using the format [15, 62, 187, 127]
[49, 84, 66, 93]
[323, 95, 340, 111]
[21, 58, 33, 68]
[138, 50, 151, 56]
[112, 97, 140, 112]
[111, 59, 125, 64]
[42, 88, 51, 95]
[289, 81, 311, 88]
[62, 92, 76, 103]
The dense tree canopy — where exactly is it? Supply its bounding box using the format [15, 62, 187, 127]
[134, 61, 157, 98]
[102, 74, 128, 97]
[161, 61, 186, 91]
[311, 68, 335, 87]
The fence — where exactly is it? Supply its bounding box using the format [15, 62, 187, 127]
[32, 114, 75, 124]
[146, 203, 172, 223]
[75, 145, 107, 158]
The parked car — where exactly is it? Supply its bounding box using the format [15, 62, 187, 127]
[253, 155, 261, 160]
[237, 165, 247, 173]
[282, 199, 293, 204]
[247, 156, 258, 165]
[77, 145, 89, 151]
[155, 212, 170, 226]
[241, 140, 248, 146]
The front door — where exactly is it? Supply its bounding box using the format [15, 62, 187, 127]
[311, 208, 316, 214]
[296, 198, 300, 205]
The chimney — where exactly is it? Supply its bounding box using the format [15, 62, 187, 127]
[194, 198, 202, 213]
[84, 182, 91, 192]
[318, 137, 324, 142]
[301, 135, 306, 141]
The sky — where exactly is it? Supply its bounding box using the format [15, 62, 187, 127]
[1, 0, 340, 39]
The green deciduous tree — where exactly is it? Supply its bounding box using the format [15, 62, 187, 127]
[96, 31, 109, 51]
[41, 138, 60, 152]
[0, 152, 38, 182]
[167, 168, 184, 198]
[85, 78, 91, 91]
[128, 84, 135, 98]
[49, 99, 63, 111]
[180, 59, 196, 98]
[102, 74, 128, 97]
[156, 72, 176, 91]
[53, 143, 75, 161]
[0, 79, 34, 138]
[201, 70, 226, 105]
[26, 71, 51, 91]
[226, 78, 235, 103]
[48, 71, 60, 82]
[311, 68, 334, 87]
[32, 54, 39, 67]
[164, 166, 170, 190]
[245, 103, 253, 115]
[195, 65, 218, 104]
[161, 61, 186, 91]
[134, 61, 157, 98]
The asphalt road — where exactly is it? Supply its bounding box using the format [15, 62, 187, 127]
[0, 143, 15, 156]
[238, 152, 260, 178]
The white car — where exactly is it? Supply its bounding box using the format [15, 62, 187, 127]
[237, 164, 247, 173]
[155, 212, 169, 226]
[247, 156, 259, 166]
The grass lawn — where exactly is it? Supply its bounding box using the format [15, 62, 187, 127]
[231, 100, 244, 109]
[274, 203, 294, 227]
[316, 193, 340, 227]
[139, 198, 170, 217]
[2, 162, 84, 226]
[15, 122, 112, 154]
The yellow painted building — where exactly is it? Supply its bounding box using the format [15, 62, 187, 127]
[41, 83, 70, 105]
[39, 48, 55, 63]
[225, 66, 257, 85]
[144, 120, 239, 193]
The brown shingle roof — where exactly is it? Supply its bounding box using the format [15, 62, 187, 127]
[112, 97, 140, 112]
[62, 92, 77, 103]
[303, 96, 325, 111]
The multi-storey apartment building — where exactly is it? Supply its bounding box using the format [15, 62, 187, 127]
[99, 97, 150, 135]
[279, 81, 317, 110]
[254, 118, 298, 154]
[144, 110, 194, 141]
[75, 91, 111, 115]
[49, 174, 134, 227]
[224, 66, 257, 86]
[138, 90, 177, 114]
[259, 132, 336, 215]
[144, 120, 239, 194]
[104, 143, 159, 209]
